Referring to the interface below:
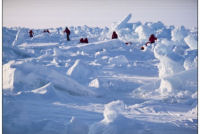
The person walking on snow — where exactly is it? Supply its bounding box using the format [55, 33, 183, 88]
[29, 30, 34, 37]
[64, 27, 71, 41]
[112, 31, 118, 39]
[145, 34, 157, 46]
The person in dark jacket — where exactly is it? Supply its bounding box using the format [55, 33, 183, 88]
[112, 31, 118, 39]
[80, 38, 84, 43]
[145, 34, 157, 46]
[80, 38, 88, 43]
[29, 30, 34, 37]
[64, 27, 71, 41]
[84, 38, 88, 43]
[43, 29, 50, 33]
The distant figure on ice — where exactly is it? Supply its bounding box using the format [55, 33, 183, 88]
[84, 38, 88, 43]
[112, 31, 118, 39]
[80, 38, 88, 43]
[145, 34, 157, 46]
[64, 27, 71, 41]
[43, 29, 50, 33]
[29, 30, 34, 37]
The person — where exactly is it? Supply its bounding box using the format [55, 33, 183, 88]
[84, 38, 88, 43]
[43, 29, 50, 33]
[80, 38, 88, 43]
[112, 31, 118, 39]
[29, 30, 34, 37]
[145, 34, 157, 46]
[64, 27, 71, 41]
[80, 38, 84, 43]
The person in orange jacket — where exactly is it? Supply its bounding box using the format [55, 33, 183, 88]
[64, 27, 71, 41]
[29, 30, 34, 37]
[112, 31, 118, 39]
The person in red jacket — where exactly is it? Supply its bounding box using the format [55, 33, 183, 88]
[80, 38, 88, 43]
[29, 30, 34, 37]
[145, 34, 157, 46]
[112, 31, 118, 39]
[80, 38, 84, 43]
[64, 27, 71, 41]
[84, 38, 88, 43]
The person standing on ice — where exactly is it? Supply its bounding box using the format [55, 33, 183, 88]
[29, 30, 34, 37]
[64, 27, 71, 41]
[145, 34, 157, 46]
[141, 34, 157, 50]
[112, 31, 118, 39]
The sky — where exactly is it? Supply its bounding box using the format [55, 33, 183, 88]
[3, 0, 198, 29]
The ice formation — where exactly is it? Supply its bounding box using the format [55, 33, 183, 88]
[3, 14, 197, 134]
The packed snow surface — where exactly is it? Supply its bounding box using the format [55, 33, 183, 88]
[3, 14, 197, 134]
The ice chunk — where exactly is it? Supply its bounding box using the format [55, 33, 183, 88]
[171, 26, 189, 42]
[135, 25, 152, 40]
[184, 34, 197, 50]
[111, 13, 134, 31]
[102, 100, 125, 123]
[89, 78, 99, 88]
[67, 59, 92, 84]
[67, 59, 80, 76]
[184, 56, 197, 70]
[3, 61, 16, 90]
[116, 14, 133, 29]
[31, 83, 51, 94]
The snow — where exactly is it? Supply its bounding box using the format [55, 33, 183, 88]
[67, 59, 80, 76]
[89, 78, 99, 88]
[3, 14, 197, 134]
[184, 34, 197, 50]
[3, 61, 16, 90]
[18, 42, 58, 48]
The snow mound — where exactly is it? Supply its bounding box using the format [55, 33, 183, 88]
[3, 61, 96, 96]
[159, 68, 197, 97]
[102, 100, 125, 123]
[89, 100, 150, 134]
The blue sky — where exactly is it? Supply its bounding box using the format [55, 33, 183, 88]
[3, 0, 197, 29]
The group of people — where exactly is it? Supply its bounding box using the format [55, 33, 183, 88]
[111, 31, 157, 50]
[29, 27, 71, 40]
[29, 29, 50, 37]
[29, 27, 157, 49]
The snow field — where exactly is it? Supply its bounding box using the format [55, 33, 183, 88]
[3, 14, 197, 134]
